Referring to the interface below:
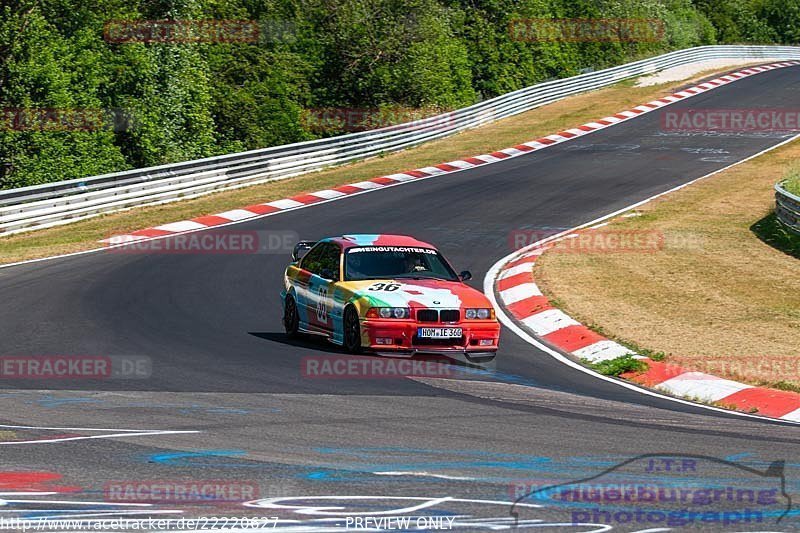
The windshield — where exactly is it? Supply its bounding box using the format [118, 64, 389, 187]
[344, 246, 459, 281]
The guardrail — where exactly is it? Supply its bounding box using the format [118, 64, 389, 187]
[3, 45, 800, 236]
[775, 181, 800, 234]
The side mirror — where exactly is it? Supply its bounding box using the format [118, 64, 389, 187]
[459, 270, 472, 281]
[292, 241, 316, 262]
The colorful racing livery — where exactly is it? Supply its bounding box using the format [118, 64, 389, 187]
[281, 234, 500, 361]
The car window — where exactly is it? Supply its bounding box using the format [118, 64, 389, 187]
[317, 244, 341, 280]
[300, 244, 325, 274]
[301, 243, 340, 279]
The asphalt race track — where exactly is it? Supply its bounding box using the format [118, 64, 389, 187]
[1, 66, 800, 530]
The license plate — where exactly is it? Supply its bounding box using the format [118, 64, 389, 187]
[418, 327, 463, 338]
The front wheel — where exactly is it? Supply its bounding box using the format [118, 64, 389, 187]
[284, 295, 300, 337]
[343, 306, 362, 354]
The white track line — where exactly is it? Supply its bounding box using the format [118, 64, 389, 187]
[0, 422, 198, 445]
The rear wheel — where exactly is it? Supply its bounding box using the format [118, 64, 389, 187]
[343, 306, 362, 354]
[283, 295, 299, 337]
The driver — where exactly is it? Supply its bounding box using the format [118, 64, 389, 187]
[403, 253, 428, 273]
[346, 253, 366, 279]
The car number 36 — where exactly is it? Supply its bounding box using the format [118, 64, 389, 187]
[367, 282, 401, 291]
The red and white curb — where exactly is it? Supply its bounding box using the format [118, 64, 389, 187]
[102, 61, 800, 245]
[493, 227, 800, 422]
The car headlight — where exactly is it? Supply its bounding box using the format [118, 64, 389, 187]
[367, 307, 410, 319]
[466, 308, 494, 319]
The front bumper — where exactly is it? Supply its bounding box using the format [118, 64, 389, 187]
[361, 318, 500, 359]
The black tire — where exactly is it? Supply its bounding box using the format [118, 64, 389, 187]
[283, 295, 300, 337]
[343, 306, 362, 354]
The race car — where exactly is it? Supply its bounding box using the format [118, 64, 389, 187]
[281, 234, 500, 361]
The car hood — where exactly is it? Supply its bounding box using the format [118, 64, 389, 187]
[342, 278, 491, 309]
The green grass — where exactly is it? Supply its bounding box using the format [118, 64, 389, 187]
[629, 346, 667, 362]
[582, 355, 648, 377]
[765, 380, 800, 394]
[784, 168, 800, 196]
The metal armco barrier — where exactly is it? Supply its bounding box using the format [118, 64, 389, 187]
[775, 181, 800, 234]
[3, 45, 800, 235]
